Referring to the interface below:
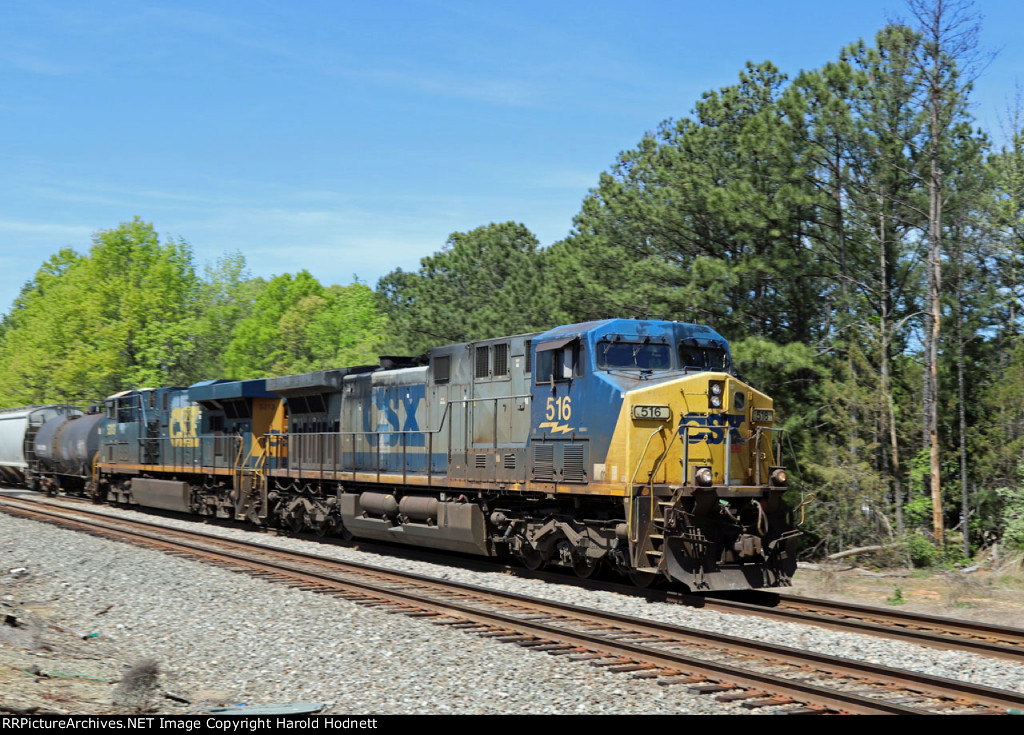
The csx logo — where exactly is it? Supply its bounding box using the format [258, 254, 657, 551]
[680, 413, 743, 445]
[170, 405, 199, 447]
[364, 385, 425, 447]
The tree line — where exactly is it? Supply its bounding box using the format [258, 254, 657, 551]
[0, 218, 387, 403]
[2, 1, 1022, 560]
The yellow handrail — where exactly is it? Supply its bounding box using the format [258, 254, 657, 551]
[627, 426, 667, 544]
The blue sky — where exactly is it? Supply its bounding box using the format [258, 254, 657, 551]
[3, 0, 1024, 314]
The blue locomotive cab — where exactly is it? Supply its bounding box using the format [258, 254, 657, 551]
[527, 320, 797, 591]
[103, 387, 188, 467]
[528, 320, 734, 482]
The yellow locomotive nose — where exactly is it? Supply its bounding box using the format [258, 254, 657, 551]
[611, 372, 775, 490]
[608, 371, 797, 591]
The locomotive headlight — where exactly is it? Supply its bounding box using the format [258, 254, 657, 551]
[695, 466, 714, 486]
[708, 380, 725, 410]
[770, 468, 788, 487]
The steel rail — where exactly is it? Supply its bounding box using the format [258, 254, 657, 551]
[687, 592, 1024, 662]
[774, 592, 1024, 645]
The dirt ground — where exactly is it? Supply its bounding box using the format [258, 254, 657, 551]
[0, 570, 203, 716]
[0, 606, 190, 715]
[786, 558, 1024, 627]
[0, 597, 146, 715]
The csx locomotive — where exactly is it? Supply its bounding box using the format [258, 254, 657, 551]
[0, 319, 803, 591]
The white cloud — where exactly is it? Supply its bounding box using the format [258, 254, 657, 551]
[0, 219, 93, 239]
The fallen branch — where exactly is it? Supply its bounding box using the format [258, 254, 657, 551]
[827, 543, 901, 561]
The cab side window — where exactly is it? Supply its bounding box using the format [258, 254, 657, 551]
[535, 342, 583, 384]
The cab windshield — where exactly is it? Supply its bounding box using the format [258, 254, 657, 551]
[678, 344, 728, 371]
[596, 341, 672, 371]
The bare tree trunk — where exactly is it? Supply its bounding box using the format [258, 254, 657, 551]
[908, 0, 987, 552]
[955, 235, 970, 558]
[928, 124, 943, 547]
[878, 195, 903, 533]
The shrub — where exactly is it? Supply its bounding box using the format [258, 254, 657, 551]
[905, 533, 939, 568]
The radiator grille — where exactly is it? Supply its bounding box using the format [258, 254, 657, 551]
[493, 343, 509, 377]
[475, 346, 490, 378]
[532, 444, 554, 481]
[563, 443, 586, 483]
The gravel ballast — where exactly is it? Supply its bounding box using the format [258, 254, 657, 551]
[2, 499, 1023, 715]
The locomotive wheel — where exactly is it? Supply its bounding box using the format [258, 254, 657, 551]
[628, 569, 659, 588]
[517, 546, 545, 571]
[572, 556, 599, 579]
[286, 510, 305, 534]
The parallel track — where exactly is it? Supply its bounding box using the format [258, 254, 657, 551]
[3, 494, 1023, 715]
[697, 591, 1024, 661]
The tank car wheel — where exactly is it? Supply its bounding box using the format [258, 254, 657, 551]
[628, 570, 659, 588]
[86, 481, 103, 503]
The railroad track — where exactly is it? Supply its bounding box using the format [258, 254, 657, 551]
[2, 494, 1023, 715]
[5, 489, 1024, 659]
[502, 564, 1024, 661]
[696, 591, 1024, 662]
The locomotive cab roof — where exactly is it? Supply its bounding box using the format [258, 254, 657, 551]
[532, 319, 731, 377]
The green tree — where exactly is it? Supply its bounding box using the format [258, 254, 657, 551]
[551, 62, 821, 347]
[905, 0, 985, 546]
[224, 270, 326, 377]
[191, 252, 265, 379]
[85, 218, 200, 390]
[379, 221, 547, 353]
[303, 282, 390, 368]
[224, 272, 389, 377]
[0, 219, 200, 403]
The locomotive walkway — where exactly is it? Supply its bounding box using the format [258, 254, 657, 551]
[2, 492, 1023, 715]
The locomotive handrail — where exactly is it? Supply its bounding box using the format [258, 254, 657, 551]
[261, 393, 533, 486]
[648, 422, 680, 488]
[263, 398, 460, 485]
[751, 426, 785, 486]
[627, 425, 668, 545]
[444, 393, 531, 451]
[234, 434, 245, 483]
[130, 434, 243, 476]
[646, 421, 681, 524]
